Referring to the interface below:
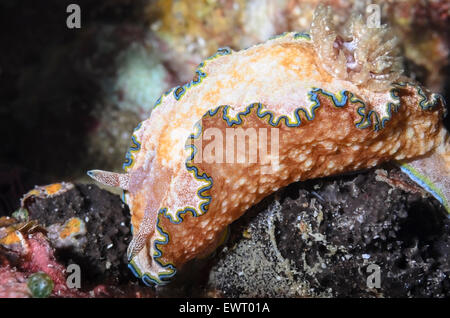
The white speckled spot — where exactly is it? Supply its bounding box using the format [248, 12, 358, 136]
[370, 141, 384, 152]
[389, 141, 401, 155]
[406, 127, 414, 139]
[304, 159, 313, 168]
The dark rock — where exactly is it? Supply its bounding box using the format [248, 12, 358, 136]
[206, 166, 450, 297]
[10, 167, 450, 297]
[25, 184, 132, 288]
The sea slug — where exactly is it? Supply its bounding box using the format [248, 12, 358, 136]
[88, 6, 449, 285]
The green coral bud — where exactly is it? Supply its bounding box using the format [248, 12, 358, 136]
[12, 208, 29, 222]
[27, 272, 54, 298]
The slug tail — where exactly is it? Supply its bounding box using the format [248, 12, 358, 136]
[87, 169, 130, 190]
[398, 131, 450, 213]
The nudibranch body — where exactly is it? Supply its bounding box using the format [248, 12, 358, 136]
[88, 7, 449, 285]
